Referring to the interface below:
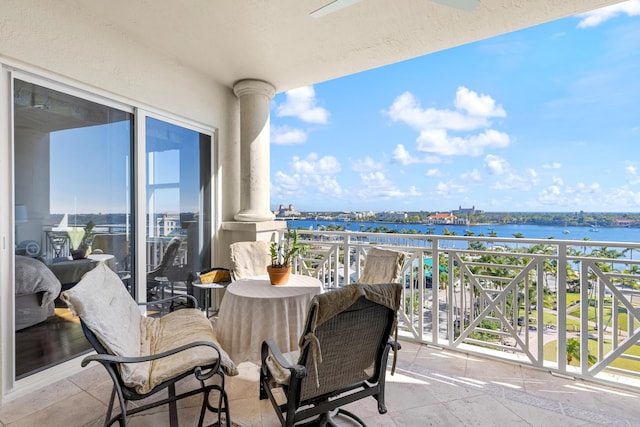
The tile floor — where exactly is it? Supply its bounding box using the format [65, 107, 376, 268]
[2, 340, 640, 426]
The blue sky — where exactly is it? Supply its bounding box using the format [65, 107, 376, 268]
[269, 1, 640, 213]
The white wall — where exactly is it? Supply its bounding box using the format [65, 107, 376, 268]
[0, 0, 240, 402]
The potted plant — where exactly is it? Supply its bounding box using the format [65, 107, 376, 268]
[268, 229, 308, 285]
[70, 221, 95, 260]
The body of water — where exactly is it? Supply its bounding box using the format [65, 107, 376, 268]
[285, 219, 640, 244]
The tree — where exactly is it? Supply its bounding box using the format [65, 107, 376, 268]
[566, 338, 597, 366]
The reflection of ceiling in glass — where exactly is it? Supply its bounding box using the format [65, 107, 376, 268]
[146, 116, 199, 153]
[13, 79, 129, 133]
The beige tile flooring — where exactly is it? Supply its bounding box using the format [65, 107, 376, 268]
[2, 340, 640, 426]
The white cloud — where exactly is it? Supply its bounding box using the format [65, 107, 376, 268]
[537, 181, 605, 207]
[393, 144, 417, 165]
[461, 169, 482, 183]
[356, 172, 422, 199]
[625, 164, 640, 184]
[271, 125, 307, 145]
[351, 156, 383, 172]
[387, 89, 502, 132]
[542, 162, 562, 169]
[577, 0, 640, 28]
[492, 169, 538, 191]
[454, 86, 506, 118]
[272, 153, 344, 200]
[426, 168, 442, 177]
[290, 153, 341, 175]
[538, 185, 562, 205]
[484, 154, 509, 175]
[276, 86, 330, 124]
[416, 128, 510, 156]
[552, 176, 564, 185]
[434, 180, 469, 199]
[387, 87, 510, 157]
[272, 171, 303, 196]
[393, 144, 442, 164]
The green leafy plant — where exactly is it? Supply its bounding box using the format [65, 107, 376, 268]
[80, 220, 95, 249]
[270, 229, 308, 268]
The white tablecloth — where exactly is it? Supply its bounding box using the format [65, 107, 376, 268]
[215, 274, 322, 363]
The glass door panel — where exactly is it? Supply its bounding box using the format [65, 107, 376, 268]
[13, 78, 133, 379]
[145, 117, 212, 311]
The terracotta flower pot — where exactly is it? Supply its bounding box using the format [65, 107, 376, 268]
[267, 265, 291, 285]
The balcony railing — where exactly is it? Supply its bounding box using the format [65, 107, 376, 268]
[281, 229, 640, 391]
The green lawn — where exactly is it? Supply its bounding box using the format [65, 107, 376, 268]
[544, 339, 640, 372]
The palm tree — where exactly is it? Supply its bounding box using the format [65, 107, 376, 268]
[566, 338, 596, 366]
[566, 338, 580, 364]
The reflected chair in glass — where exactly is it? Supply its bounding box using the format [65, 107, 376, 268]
[147, 237, 184, 307]
[47, 231, 70, 259]
[91, 233, 130, 275]
[260, 282, 402, 426]
[359, 246, 406, 284]
[229, 240, 271, 279]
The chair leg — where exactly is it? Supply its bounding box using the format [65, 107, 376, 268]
[108, 385, 129, 427]
[105, 387, 116, 426]
[168, 384, 178, 427]
[197, 374, 231, 427]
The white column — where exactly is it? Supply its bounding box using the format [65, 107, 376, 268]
[233, 79, 276, 222]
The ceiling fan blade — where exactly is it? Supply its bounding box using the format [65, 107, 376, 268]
[310, 0, 478, 18]
[311, 0, 364, 18]
[429, 0, 479, 12]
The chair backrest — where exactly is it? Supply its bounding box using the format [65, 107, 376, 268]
[359, 247, 406, 284]
[61, 263, 143, 381]
[296, 282, 401, 402]
[92, 233, 130, 271]
[148, 237, 182, 278]
[229, 240, 271, 279]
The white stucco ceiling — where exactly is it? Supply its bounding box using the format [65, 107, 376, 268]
[62, 0, 623, 93]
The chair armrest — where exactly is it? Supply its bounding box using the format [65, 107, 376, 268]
[81, 340, 223, 379]
[388, 338, 402, 351]
[261, 339, 306, 379]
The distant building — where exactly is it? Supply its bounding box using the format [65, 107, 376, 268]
[275, 204, 300, 217]
[376, 211, 408, 221]
[453, 205, 483, 215]
[353, 211, 376, 220]
[424, 212, 467, 225]
[614, 219, 636, 227]
[155, 214, 179, 236]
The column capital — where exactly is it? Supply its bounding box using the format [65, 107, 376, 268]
[233, 79, 276, 99]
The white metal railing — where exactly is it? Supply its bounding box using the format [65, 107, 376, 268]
[282, 229, 640, 391]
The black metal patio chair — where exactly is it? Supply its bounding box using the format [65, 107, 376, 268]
[61, 263, 238, 427]
[260, 282, 402, 426]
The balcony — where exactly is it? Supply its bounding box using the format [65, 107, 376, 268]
[2, 340, 639, 425]
[282, 229, 640, 393]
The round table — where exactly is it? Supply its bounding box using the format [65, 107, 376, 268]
[215, 274, 323, 363]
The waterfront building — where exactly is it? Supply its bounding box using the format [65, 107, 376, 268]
[425, 212, 468, 225]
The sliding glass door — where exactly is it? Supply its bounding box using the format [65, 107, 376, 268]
[13, 77, 133, 378]
[144, 116, 212, 310]
[12, 76, 215, 380]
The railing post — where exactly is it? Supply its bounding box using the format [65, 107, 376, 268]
[557, 243, 567, 372]
[344, 234, 352, 286]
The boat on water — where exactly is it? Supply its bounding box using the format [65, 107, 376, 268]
[590, 221, 600, 232]
[563, 221, 570, 234]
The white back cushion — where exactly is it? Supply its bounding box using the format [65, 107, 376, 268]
[61, 263, 142, 359]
